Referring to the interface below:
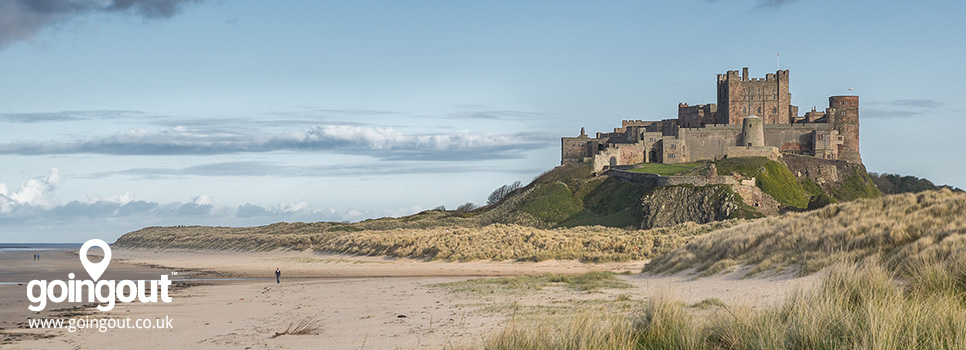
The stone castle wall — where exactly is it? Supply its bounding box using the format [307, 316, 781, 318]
[717, 68, 791, 125]
[562, 67, 861, 167]
[829, 96, 861, 163]
[607, 169, 739, 187]
[677, 124, 743, 162]
[763, 123, 832, 153]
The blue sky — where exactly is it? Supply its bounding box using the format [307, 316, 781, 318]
[1, 0, 963, 242]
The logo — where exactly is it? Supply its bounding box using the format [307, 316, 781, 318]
[27, 239, 172, 312]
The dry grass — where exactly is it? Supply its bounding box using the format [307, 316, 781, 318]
[473, 190, 966, 349]
[271, 316, 322, 338]
[644, 189, 966, 276]
[476, 257, 966, 349]
[477, 310, 640, 350]
[322, 222, 737, 262]
[433, 271, 632, 294]
[115, 220, 739, 262]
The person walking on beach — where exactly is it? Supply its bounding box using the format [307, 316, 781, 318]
[275, 268, 281, 284]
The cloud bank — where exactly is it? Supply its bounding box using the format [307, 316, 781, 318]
[0, 125, 554, 160]
[0, 0, 204, 49]
[0, 169, 392, 226]
[704, 0, 804, 10]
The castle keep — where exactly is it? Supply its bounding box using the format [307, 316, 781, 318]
[561, 67, 861, 173]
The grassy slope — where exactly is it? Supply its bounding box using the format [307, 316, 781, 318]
[116, 221, 740, 262]
[644, 189, 966, 276]
[829, 165, 882, 201]
[627, 162, 701, 176]
[714, 157, 811, 208]
[713, 156, 880, 210]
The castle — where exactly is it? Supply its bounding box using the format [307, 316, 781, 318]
[561, 67, 861, 173]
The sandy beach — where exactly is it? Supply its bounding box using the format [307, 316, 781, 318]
[1, 248, 820, 349]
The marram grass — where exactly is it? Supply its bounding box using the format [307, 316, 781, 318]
[114, 220, 739, 262]
[644, 189, 966, 276]
[475, 258, 966, 350]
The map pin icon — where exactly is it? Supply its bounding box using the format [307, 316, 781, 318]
[80, 239, 112, 281]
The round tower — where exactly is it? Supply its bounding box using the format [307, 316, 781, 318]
[828, 96, 861, 163]
[741, 116, 764, 147]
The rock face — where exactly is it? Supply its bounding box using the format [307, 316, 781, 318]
[640, 185, 741, 229]
[733, 184, 780, 216]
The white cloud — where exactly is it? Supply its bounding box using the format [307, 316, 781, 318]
[280, 201, 309, 213]
[0, 168, 61, 213]
[0, 124, 554, 160]
[193, 194, 214, 206]
[87, 190, 136, 205]
[383, 205, 422, 218]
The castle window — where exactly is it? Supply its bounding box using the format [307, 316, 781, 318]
[772, 107, 777, 113]
[818, 134, 824, 141]
[670, 144, 676, 150]
[743, 107, 747, 114]
[757, 107, 761, 113]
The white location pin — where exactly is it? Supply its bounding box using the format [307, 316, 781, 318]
[79, 239, 112, 281]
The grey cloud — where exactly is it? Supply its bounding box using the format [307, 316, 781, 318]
[869, 98, 946, 109]
[891, 99, 942, 108]
[861, 109, 923, 120]
[83, 160, 543, 179]
[704, 0, 804, 9]
[421, 110, 547, 122]
[754, 0, 802, 9]
[48, 200, 159, 219]
[176, 202, 213, 216]
[237, 203, 269, 218]
[0, 125, 556, 160]
[0, 110, 149, 123]
[862, 99, 957, 119]
[0, 0, 204, 49]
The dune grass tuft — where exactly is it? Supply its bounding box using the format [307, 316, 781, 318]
[272, 316, 322, 338]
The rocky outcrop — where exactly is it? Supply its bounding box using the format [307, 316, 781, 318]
[640, 185, 742, 229]
[733, 184, 780, 216]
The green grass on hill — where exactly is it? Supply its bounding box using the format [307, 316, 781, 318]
[517, 182, 583, 224]
[558, 177, 653, 228]
[627, 162, 701, 176]
[715, 157, 810, 208]
[829, 166, 881, 201]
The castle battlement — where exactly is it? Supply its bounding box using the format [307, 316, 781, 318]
[562, 66, 861, 171]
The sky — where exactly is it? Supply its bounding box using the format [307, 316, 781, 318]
[1, 0, 964, 243]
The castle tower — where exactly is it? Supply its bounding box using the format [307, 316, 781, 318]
[741, 116, 765, 147]
[828, 95, 861, 163]
[717, 67, 792, 125]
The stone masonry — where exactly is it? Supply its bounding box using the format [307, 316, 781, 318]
[561, 67, 861, 173]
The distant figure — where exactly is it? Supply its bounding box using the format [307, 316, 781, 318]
[33, 254, 37, 261]
[275, 268, 281, 284]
